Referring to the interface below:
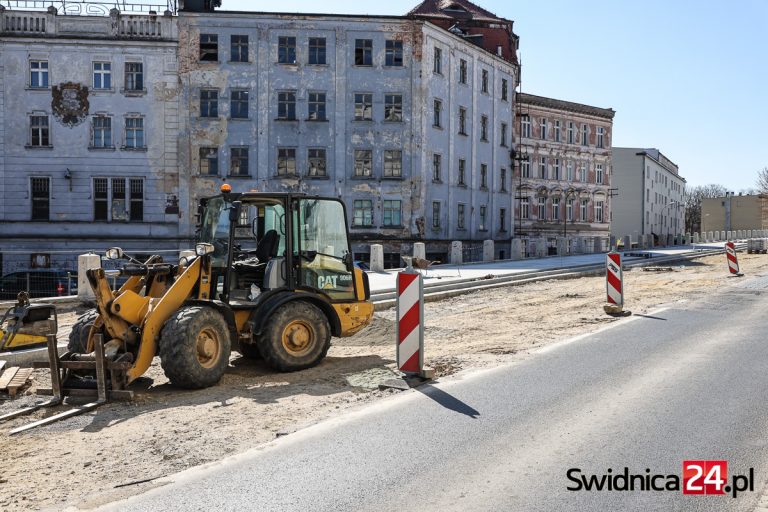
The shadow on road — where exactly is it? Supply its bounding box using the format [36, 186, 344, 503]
[634, 314, 667, 321]
[416, 384, 480, 419]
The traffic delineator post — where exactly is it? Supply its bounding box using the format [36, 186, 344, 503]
[604, 251, 631, 317]
[394, 264, 433, 381]
[725, 242, 744, 277]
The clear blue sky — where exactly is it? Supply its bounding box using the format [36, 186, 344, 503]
[224, 0, 768, 191]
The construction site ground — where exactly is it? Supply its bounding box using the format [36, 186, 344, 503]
[1, 253, 767, 511]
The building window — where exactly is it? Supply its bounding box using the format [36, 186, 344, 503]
[230, 147, 249, 176]
[521, 197, 530, 220]
[540, 118, 547, 140]
[308, 92, 327, 121]
[354, 149, 373, 177]
[521, 115, 531, 138]
[30, 60, 49, 88]
[385, 40, 403, 66]
[459, 59, 467, 84]
[231, 89, 249, 119]
[231, 35, 249, 62]
[353, 199, 373, 227]
[539, 156, 547, 179]
[580, 199, 588, 221]
[500, 123, 508, 147]
[567, 161, 574, 181]
[521, 160, 530, 178]
[384, 94, 403, 122]
[308, 37, 327, 65]
[30, 115, 50, 147]
[199, 147, 218, 175]
[277, 91, 296, 120]
[308, 148, 327, 177]
[433, 99, 442, 127]
[552, 197, 560, 220]
[481, 69, 488, 93]
[31, 177, 49, 221]
[596, 201, 604, 223]
[567, 122, 575, 144]
[199, 34, 218, 62]
[499, 208, 507, 231]
[278, 36, 297, 64]
[458, 107, 467, 135]
[93, 177, 143, 222]
[432, 201, 441, 229]
[596, 164, 604, 184]
[499, 169, 507, 192]
[566, 198, 574, 221]
[433, 47, 442, 74]
[277, 148, 297, 176]
[433, 154, 442, 182]
[553, 158, 561, 180]
[554, 120, 561, 142]
[200, 89, 218, 118]
[501, 78, 508, 101]
[383, 200, 402, 226]
[124, 117, 145, 149]
[91, 116, 112, 148]
[480, 164, 488, 189]
[597, 126, 605, 148]
[480, 115, 488, 141]
[93, 62, 111, 89]
[457, 203, 465, 229]
[354, 93, 373, 121]
[581, 124, 588, 145]
[479, 206, 487, 231]
[458, 159, 466, 186]
[124, 62, 144, 92]
[580, 163, 587, 182]
[538, 197, 546, 220]
[355, 39, 373, 66]
[384, 150, 402, 178]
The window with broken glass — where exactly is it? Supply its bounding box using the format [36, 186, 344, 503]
[385, 40, 403, 66]
[308, 148, 327, 177]
[308, 37, 327, 65]
[124, 62, 144, 92]
[277, 91, 296, 120]
[355, 39, 373, 66]
[199, 34, 218, 61]
[383, 150, 402, 178]
[199, 147, 218, 175]
[354, 93, 373, 121]
[278, 36, 297, 64]
[308, 92, 327, 121]
[200, 90, 218, 118]
[277, 148, 297, 176]
[230, 147, 249, 176]
[231, 35, 248, 62]
[384, 94, 402, 122]
[354, 150, 373, 177]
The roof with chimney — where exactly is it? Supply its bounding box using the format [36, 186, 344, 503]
[407, 0, 511, 23]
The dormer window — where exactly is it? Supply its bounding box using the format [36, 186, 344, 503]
[442, 3, 468, 13]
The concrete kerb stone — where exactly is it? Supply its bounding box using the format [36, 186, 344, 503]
[483, 240, 494, 262]
[450, 241, 463, 265]
[413, 242, 426, 260]
[370, 244, 384, 272]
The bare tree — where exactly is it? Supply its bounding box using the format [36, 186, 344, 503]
[757, 167, 768, 194]
[684, 184, 727, 233]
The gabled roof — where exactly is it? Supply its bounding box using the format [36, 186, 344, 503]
[407, 0, 511, 23]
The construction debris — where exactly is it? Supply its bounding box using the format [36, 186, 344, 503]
[642, 267, 675, 272]
[0, 366, 19, 391]
[6, 368, 32, 398]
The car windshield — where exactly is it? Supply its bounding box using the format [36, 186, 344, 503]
[199, 196, 231, 267]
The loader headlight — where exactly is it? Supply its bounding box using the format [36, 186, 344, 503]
[195, 243, 215, 256]
[106, 247, 124, 260]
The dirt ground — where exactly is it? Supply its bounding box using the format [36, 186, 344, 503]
[1, 253, 767, 511]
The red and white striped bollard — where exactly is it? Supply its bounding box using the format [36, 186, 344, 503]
[396, 268, 424, 376]
[725, 242, 743, 277]
[604, 251, 630, 316]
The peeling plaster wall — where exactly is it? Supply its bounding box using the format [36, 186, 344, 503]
[0, 11, 181, 271]
[178, 13, 518, 259]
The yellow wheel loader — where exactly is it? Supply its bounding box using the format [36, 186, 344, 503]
[67, 187, 374, 390]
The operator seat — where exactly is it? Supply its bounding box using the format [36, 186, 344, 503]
[256, 230, 280, 262]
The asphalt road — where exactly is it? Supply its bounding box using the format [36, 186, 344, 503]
[101, 274, 768, 512]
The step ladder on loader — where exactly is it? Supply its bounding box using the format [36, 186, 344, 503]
[0, 333, 133, 435]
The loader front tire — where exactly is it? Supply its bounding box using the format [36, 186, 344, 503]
[259, 301, 330, 372]
[68, 309, 100, 353]
[159, 306, 231, 389]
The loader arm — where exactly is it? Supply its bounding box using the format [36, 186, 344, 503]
[127, 257, 205, 383]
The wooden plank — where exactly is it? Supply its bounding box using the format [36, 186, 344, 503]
[0, 360, 6, 375]
[0, 366, 19, 391]
[7, 368, 32, 397]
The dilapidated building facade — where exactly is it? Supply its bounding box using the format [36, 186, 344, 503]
[0, 4, 182, 273]
[514, 93, 615, 247]
[177, 0, 519, 264]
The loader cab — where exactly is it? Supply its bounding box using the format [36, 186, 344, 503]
[198, 192, 359, 304]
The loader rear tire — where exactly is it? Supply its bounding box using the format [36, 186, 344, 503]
[259, 301, 330, 372]
[68, 309, 100, 353]
[159, 306, 231, 389]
